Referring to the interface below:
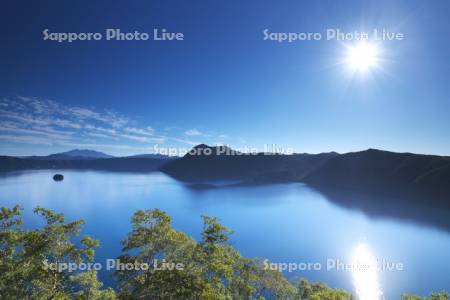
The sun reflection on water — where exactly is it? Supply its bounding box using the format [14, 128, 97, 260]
[351, 243, 383, 300]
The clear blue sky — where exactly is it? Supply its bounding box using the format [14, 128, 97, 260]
[1, 0, 449, 156]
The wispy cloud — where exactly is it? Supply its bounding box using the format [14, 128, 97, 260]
[185, 128, 203, 136]
[0, 134, 52, 145]
[0, 96, 228, 155]
[169, 137, 199, 146]
[124, 126, 154, 136]
[119, 134, 152, 143]
[61, 142, 155, 152]
[0, 122, 73, 140]
[87, 132, 119, 140]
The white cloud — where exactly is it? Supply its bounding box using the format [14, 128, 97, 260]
[0, 122, 73, 140]
[119, 134, 151, 143]
[87, 132, 118, 140]
[85, 125, 117, 135]
[61, 142, 154, 152]
[0, 96, 229, 155]
[170, 137, 199, 146]
[0, 134, 52, 145]
[53, 118, 83, 129]
[124, 126, 154, 136]
[185, 128, 203, 136]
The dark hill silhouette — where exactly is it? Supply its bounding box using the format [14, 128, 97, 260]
[303, 149, 450, 204]
[161, 145, 450, 207]
[160, 144, 337, 182]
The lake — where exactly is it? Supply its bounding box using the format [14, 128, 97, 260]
[1, 170, 449, 299]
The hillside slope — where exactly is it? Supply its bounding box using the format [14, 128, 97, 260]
[160, 144, 337, 182]
[303, 149, 450, 203]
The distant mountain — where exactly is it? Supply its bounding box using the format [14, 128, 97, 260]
[48, 149, 114, 160]
[27, 149, 114, 160]
[57, 149, 114, 158]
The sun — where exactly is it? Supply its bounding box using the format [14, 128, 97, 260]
[346, 42, 379, 72]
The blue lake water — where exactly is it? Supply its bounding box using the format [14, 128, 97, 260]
[1, 170, 449, 299]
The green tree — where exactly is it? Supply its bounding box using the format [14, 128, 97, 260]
[2, 205, 449, 300]
[0, 205, 115, 299]
[71, 270, 117, 300]
[296, 277, 353, 300]
[115, 209, 298, 299]
[115, 208, 202, 299]
[402, 291, 450, 300]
